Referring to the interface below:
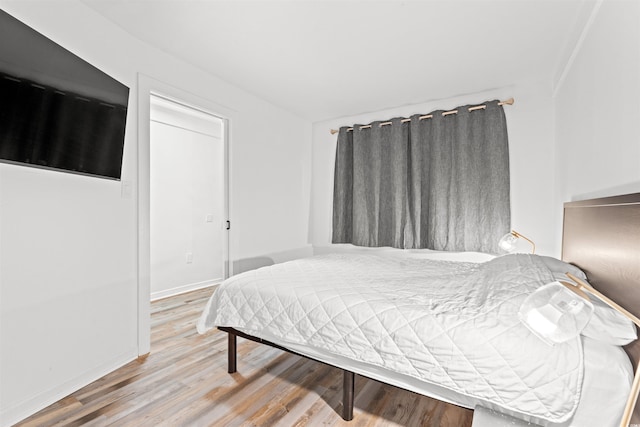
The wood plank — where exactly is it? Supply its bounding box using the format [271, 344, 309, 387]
[15, 288, 473, 427]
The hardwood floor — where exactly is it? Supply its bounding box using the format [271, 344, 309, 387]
[15, 288, 473, 427]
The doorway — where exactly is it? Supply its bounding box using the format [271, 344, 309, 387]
[137, 74, 232, 356]
[149, 94, 226, 300]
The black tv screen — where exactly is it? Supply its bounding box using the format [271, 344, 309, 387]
[0, 9, 129, 180]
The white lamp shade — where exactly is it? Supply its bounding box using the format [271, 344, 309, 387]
[498, 232, 519, 253]
[519, 281, 594, 345]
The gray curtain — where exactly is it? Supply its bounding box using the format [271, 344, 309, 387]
[332, 100, 510, 253]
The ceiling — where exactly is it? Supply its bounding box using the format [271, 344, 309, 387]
[81, 0, 595, 121]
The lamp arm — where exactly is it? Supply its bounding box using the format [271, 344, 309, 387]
[565, 272, 640, 427]
[511, 230, 536, 254]
[558, 280, 591, 301]
[623, 367, 640, 427]
[565, 273, 640, 327]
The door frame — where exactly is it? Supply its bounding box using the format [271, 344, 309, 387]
[137, 73, 234, 355]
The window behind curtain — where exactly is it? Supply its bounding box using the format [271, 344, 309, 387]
[332, 100, 510, 254]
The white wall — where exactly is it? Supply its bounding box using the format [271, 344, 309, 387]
[311, 83, 558, 256]
[554, 0, 640, 209]
[150, 97, 224, 300]
[0, 1, 312, 425]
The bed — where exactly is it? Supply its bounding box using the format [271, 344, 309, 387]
[197, 192, 640, 426]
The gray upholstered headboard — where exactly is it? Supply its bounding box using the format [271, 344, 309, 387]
[562, 192, 640, 423]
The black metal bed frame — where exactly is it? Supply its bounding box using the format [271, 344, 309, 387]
[218, 326, 355, 421]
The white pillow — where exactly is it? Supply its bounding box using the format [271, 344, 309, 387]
[538, 255, 587, 280]
[582, 297, 638, 345]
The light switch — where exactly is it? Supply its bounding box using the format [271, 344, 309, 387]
[206, 214, 214, 222]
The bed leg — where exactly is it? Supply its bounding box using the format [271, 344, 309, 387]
[228, 332, 237, 373]
[343, 370, 355, 421]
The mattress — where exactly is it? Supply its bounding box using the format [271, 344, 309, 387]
[198, 250, 632, 426]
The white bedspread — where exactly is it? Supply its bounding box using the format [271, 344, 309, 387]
[198, 253, 583, 424]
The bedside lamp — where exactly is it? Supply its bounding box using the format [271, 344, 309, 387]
[520, 273, 640, 427]
[498, 230, 535, 254]
[519, 281, 593, 346]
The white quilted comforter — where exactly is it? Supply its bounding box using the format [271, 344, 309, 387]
[197, 253, 582, 424]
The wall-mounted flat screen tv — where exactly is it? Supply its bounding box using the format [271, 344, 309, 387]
[0, 9, 129, 180]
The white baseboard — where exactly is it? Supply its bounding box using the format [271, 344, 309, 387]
[1, 350, 136, 427]
[150, 279, 218, 301]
